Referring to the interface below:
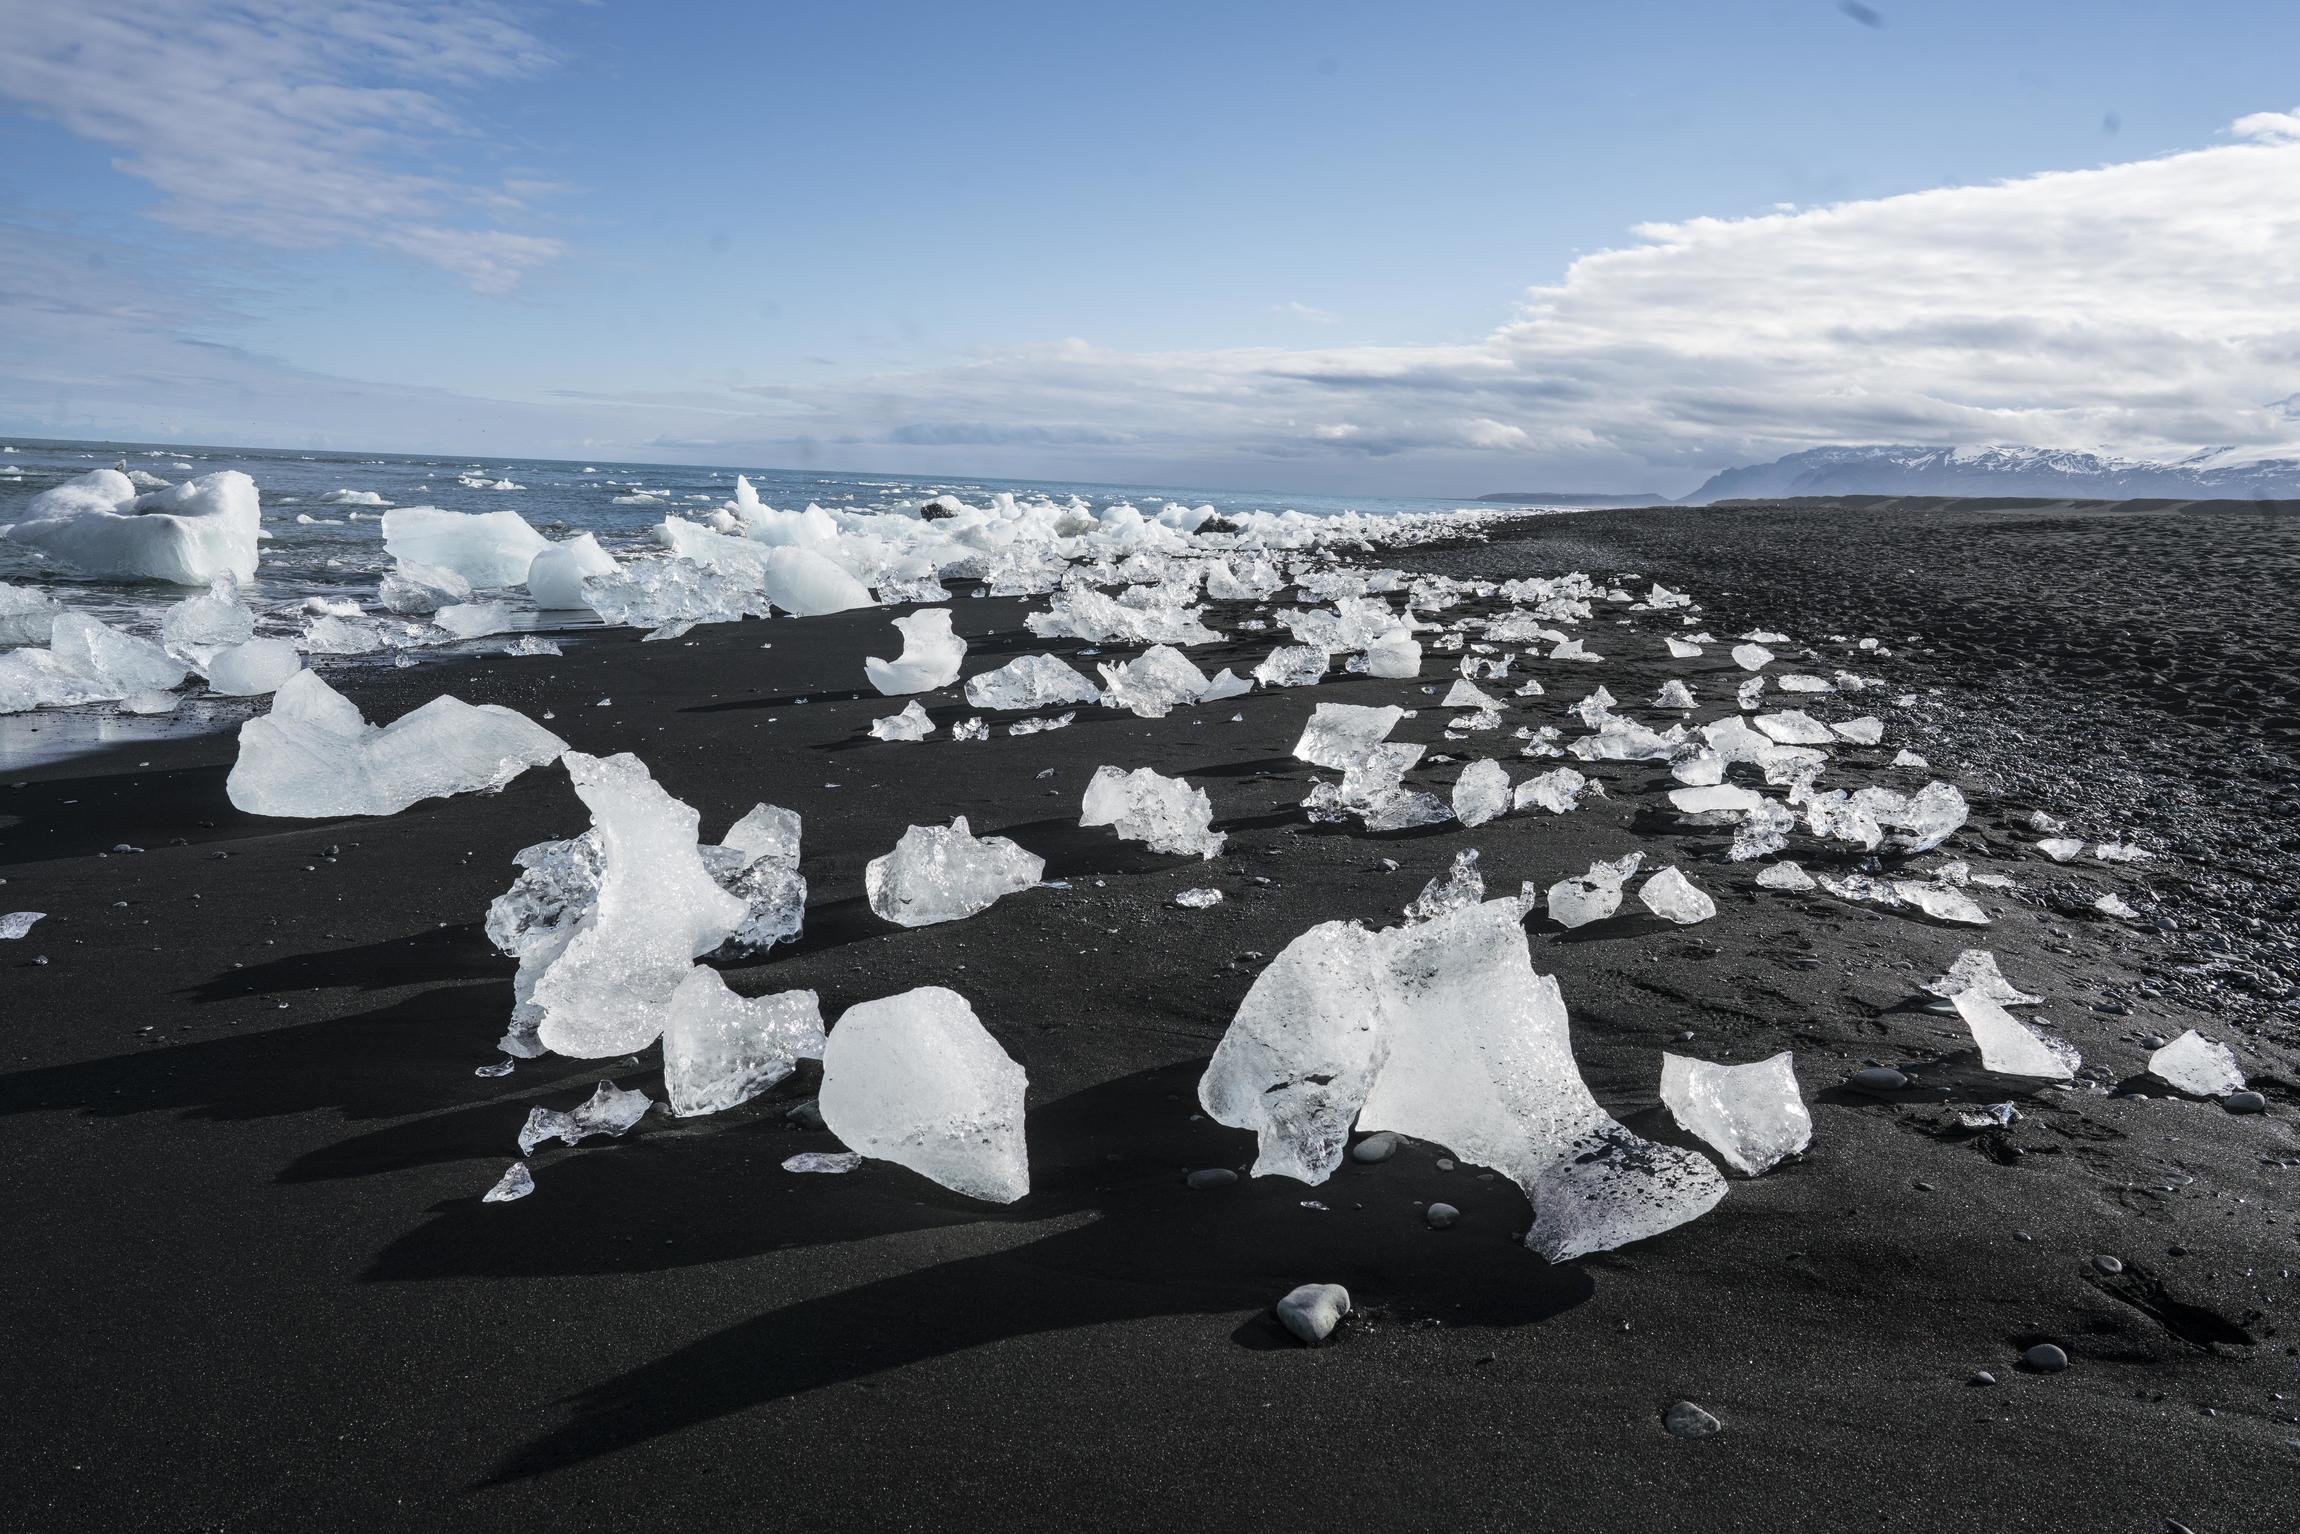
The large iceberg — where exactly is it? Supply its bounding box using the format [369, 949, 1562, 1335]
[226, 670, 566, 817]
[817, 986, 1031, 1202]
[865, 817, 1044, 927]
[1199, 900, 1725, 1261]
[865, 608, 967, 695]
[5, 469, 260, 585]
[382, 507, 549, 589]
[661, 967, 826, 1117]
[1080, 765, 1225, 858]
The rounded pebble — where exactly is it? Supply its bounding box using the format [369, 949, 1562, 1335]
[1662, 1400, 1721, 1438]
[1426, 1202, 1459, 1230]
[2224, 1091, 2267, 1115]
[1849, 1067, 1909, 1092]
[2023, 1343, 2069, 1373]
[2140, 1034, 2168, 1049]
[2091, 1254, 2124, 1276]
[1186, 1167, 1239, 1189]
[1435, 1158, 1456, 1172]
[1969, 1370, 1996, 1387]
[1275, 1282, 1351, 1346]
[1350, 1133, 1399, 1164]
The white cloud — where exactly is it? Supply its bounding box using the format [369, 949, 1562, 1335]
[0, 0, 563, 292]
[1277, 300, 1337, 324]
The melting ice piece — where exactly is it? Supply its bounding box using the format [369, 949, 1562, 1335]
[1638, 867, 1716, 924]
[160, 574, 255, 662]
[0, 612, 190, 713]
[1028, 585, 1218, 646]
[225, 670, 565, 817]
[1098, 644, 1215, 718]
[1406, 848, 1485, 923]
[436, 601, 517, 639]
[1292, 702, 1405, 769]
[119, 690, 180, 714]
[482, 1162, 535, 1203]
[6, 468, 260, 584]
[1731, 643, 1775, 671]
[714, 803, 808, 954]
[1664, 638, 1703, 659]
[204, 638, 303, 696]
[1514, 767, 1591, 814]
[783, 1151, 863, 1174]
[1198, 900, 1724, 1259]
[870, 699, 936, 741]
[0, 582, 62, 646]
[379, 560, 471, 615]
[950, 717, 989, 741]
[1954, 993, 2078, 1080]
[1080, 765, 1225, 858]
[1545, 852, 1645, 928]
[1670, 784, 1766, 815]
[1923, 949, 2041, 1006]
[1755, 861, 1815, 892]
[1364, 628, 1422, 678]
[526, 533, 618, 610]
[1831, 716, 1884, 746]
[1753, 710, 1834, 745]
[866, 608, 967, 694]
[1253, 644, 1330, 687]
[517, 1080, 656, 1154]
[1816, 872, 1989, 926]
[817, 986, 1029, 1202]
[1174, 887, 1224, 909]
[1653, 680, 1697, 710]
[0, 911, 45, 939]
[661, 967, 826, 1117]
[1452, 759, 1511, 827]
[2036, 837, 2084, 862]
[1660, 1051, 1812, 1175]
[964, 653, 1102, 710]
[866, 816, 1045, 927]
[1442, 679, 1500, 710]
[531, 752, 747, 1057]
[2094, 893, 2140, 920]
[382, 506, 549, 589]
[2148, 1030, 2245, 1097]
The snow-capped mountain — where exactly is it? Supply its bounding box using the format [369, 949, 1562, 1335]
[1685, 444, 2300, 503]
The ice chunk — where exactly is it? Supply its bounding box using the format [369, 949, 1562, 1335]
[964, 653, 1101, 710]
[1670, 783, 1766, 816]
[865, 816, 1045, 927]
[866, 608, 967, 695]
[7, 468, 260, 584]
[1364, 628, 1422, 678]
[1513, 766, 1592, 814]
[378, 560, 471, 615]
[119, 689, 180, 714]
[817, 986, 1029, 1202]
[482, 1163, 535, 1202]
[0, 582, 63, 646]
[160, 574, 255, 662]
[1638, 867, 1716, 924]
[1661, 1051, 1812, 1175]
[1008, 711, 1075, 735]
[1755, 861, 1815, 891]
[1731, 643, 1775, 671]
[661, 967, 826, 1117]
[869, 699, 936, 740]
[1442, 679, 1500, 710]
[2093, 893, 2140, 920]
[0, 912, 44, 939]
[1174, 887, 1224, 909]
[227, 670, 565, 817]
[1253, 643, 1330, 687]
[1729, 800, 1798, 861]
[2036, 837, 2085, 862]
[205, 637, 303, 696]
[1816, 872, 1990, 926]
[783, 1151, 863, 1174]
[503, 636, 561, 658]
[1664, 637, 1703, 659]
[1831, 716, 1884, 745]
[382, 506, 548, 589]
[1028, 586, 1217, 646]
[582, 556, 768, 631]
[1923, 949, 2041, 1006]
[0, 612, 191, 713]
[1199, 900, 1723, 1259]
[1753, 710, 1834, 745]
[1544, 852, 1644, 929]
[435, 601, 517, 639]
[525, 752, 745, 1057]
[1452, 759, 1511, 827]
[1569, 718, 1686, 762]
[1653, 680, 1697, 710]
[1954, 993, 2078, 1080]
[1097, 644, 1216, 717]
[1080, 765, 1224, 857]
[1291, 702, 1404, 769]
[526, 533, 618, 610]
[517, 1080, 656, 1153]
[759, 546, 875, 615]
[1405, 848, 1488, 923]
[2148, 1030, 2245, 1097]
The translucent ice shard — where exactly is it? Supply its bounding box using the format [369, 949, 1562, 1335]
[482, 1162, 535, 1203]
[1514, 766, 1592, 814]
[1653, 680, 1697, 710]
[1923, 949, 2042, 1007]
[1753, 710, 1834, 745]
[1731, 643, 1775, 671]
[382, 506, 549, 589]
[1028, 585, 1218, 646]
[1406, 848, 1485, 923]
[817, 986, 1030, 1202]
[226, 670, 566, 818]
[1660, 1051, 1812, 1175]
[1545, 852, 1644, 929]
[204, 637, 304, 696]
[1253, 643, 1330, 687]
[0, 911, 45, 939]
[1638, 867, 1716, 924]
[1098, 644, 1215, 717]
[1452, 759, 1511, 827]
[865, 816, 1045, 927]
[869, 699, 935, 740]
[2148, 1030, 2245, 1097]
[1442, 679, 1500, 710]
[160, 574, 255, 663]
[866, 608, 967, 694]
[7, 468, 260, 584]
[964, 653, 1102, 710]
[1755, 860, 1814, 891]
[2036, 837, 2085, 862]
[661, 967, 826, 1117]
[1954, 993, 2078, 1080]
[1830, 716, 1884, 746]
[1364, 628, 1422, 678]
[0, 582, 61, 646]
[435, 601, 517, 639]
[1080, 765, 1225, 858]
[526, 533, 618, 610]
[1292, 702, 1405, 769]
[530, 752, 747, 1058]
[379, 560, 471, 615]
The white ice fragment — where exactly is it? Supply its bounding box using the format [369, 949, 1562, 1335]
[865, 816, 1045, 927]
[1653, 680, 1696, 710]
[1451, 759, 1511, 827]
[1731, 643, 1775, 671]
[1253, 643, 1330, 687]
[661, 967, 826, 1117]
[1174, 887, 1224, 909]
[1513, 766, 1591, 814]
[1755, 861, 1815, 891]
[1831, 716, 1884, 745]
[866, 608, 967, 695]
[482, 1162, 535, 1202]
[204, 637, 303, 696]
[1097, 644, 1215, 717]
[1660, 1051, 1811, 1175]
[964, 654, 1102, 710]
[1892, 748, 1929, 769]
[2093, 893, 2140, 920]
[1364, 628, 1422, 678]
[869, 699, 936, 740]
[435, 601, 517, 639]
[950, 717, 989, 742]
[1638, 867, 1716, 924]
[817, 986, 1029, 1202]
[1664, 637, 1703, 659]
[1080, 765, 1225, 858]
[0, 612, 190, 713]
[1442, 679, 1500, 710]
[2036, 837, 2085, 863]
[1028, 585, 1217, 646]
[0, 911, 45, 939]
[1753, 710, 1834, 745]
[1954, 993, 2078, 1080]
[2148, 1030, 2245, 1097]
[783, 1151, 863, 1174]
[1925, 950, 2042, 1006]
[1669, 783, 1766, 816]
[2092, 839, 2152, 864]
[160, 574, 255, 662]
[381, 506, 548, 589]
[0, 581, 62, 646]
[119, 689, 179, 714]
[1292, 702, 1405, 769]
[378, 560, 471, 615]
[226, 670, 565, 818]
[517, 1080, 655, 1153]
[7, 468, 260, 584]
[526, 533, 618, 611]
[1007, 711, 1075, 736]
[1406, 848, 1485, 923]
[1545, 852, 1644, 929]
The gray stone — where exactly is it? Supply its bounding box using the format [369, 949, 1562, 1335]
[1848, 1066, 1909, 1092]
[1186, 1167, 1239, 1189]
[2091, 1254, 2124, 1275]
[1662, 1400, 1721, 1438]
[1968, 1370, 1996, 1386]
[1426, 1202, 1460, 1230]
[2023, 1343, 2069, 1373]
[1276, 1282, 1351, 1345]
[1350, 1132, 1399, 1164]
[2225, 1090, 2267, 1115]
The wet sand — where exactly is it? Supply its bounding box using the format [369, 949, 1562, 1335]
[3, 498, 2295, 1532]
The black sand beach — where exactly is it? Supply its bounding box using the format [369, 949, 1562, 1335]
[5, 498, 2297, 1532]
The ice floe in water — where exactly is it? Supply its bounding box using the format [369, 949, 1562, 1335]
[661, 968, 826, 1117]
[225, 670, 565, 818]
[818, 986, 1030, 1203]
[1954, 993, 2078, 1080]
[6, 468, 260, 584]
[865, 608, 966, 695]
[1660, 1051, 1811, 1175]
[866, 817, 1044, 927]
[1080, 765, 1225, 858]
[2148, 1030, 2245, 1097]
[1198, 899, 1725, 1261]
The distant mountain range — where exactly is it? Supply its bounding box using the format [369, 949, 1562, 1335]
[1483, 444, 2300, 507]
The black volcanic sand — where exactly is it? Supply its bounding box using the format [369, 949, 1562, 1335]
[4, 499, 2297, 1532]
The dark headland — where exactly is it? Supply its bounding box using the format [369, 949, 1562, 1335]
[4, 496, 2296, 1532]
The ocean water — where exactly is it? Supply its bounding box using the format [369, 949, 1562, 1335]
[0, 436, 1484, 635]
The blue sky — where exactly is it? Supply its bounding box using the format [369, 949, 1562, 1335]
[2, 0, 2297, 495]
